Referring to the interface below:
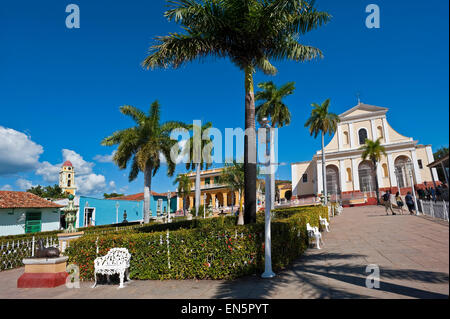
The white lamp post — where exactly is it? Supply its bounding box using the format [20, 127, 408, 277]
[260, 117, 275, 279]
[115, 201, 119, 230]
[406, 162, 419, 215]
[167, 191, 172, 223]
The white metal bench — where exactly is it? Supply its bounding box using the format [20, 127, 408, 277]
[319, 216, 330, 232]
[92, 248, 131, 289]
[306, 223, 323, 249]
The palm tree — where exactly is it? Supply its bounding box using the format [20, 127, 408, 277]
[173, 173, 193, 216]
[101, 101, 186, 223]
[183, 122, 213, 217]
[142, 0, 331, 224]
[255, 81, 295, 208]
[219, 160, 245, 225]
[304, 98, 340, 205]
[360, 138, 386, 205]
[255, 81, 295, 127]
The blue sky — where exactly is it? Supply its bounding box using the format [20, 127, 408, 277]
[0, 0, 448, 197]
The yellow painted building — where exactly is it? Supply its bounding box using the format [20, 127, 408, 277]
[178, 168, 241, 211]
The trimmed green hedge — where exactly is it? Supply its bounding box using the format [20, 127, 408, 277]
[65, 206, 328, 280]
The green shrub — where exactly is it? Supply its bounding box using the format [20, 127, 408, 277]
[65, 206, 328, 281]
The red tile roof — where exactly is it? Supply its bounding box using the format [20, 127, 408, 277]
[108, 192, 177, 201]
[0, 191, 64, 209]
[62, 160, 73, 167]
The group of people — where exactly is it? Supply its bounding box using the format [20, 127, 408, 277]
[382, 190, 416, 215]
[417, 182, 448, 202]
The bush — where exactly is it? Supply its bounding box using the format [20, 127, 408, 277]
[65, 206, 328, 281]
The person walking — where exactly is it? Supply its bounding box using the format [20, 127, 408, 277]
[395, 191, 404, 215]
[405, 191, 415, 215]
[383, 190, 396, 215]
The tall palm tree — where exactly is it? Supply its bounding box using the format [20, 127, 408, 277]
[304, 98, 340, 205]
[255, 81, 295, 127]
[219, 160, 245, 225]
[173, 173, 193, 216]
[142, 0, 331, 224]
[360, 138, 386, 205]
[183, 122, 213, 217]
[255, 81, 295, 208]
[101, 101, 186, 223]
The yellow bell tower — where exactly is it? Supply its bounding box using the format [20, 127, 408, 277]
[59, 161, 77, 195]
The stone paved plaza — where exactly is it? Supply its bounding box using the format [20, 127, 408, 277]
[0, 205, 448, 299]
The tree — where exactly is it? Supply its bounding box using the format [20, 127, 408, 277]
[360, 138, 386, 205]
[103, 193, 124, 199]
[219, 160, 245, 225]
[255, 81, 295, 127]
[173, 173, 193, 216]
[304, 98, 340, 204]
[183, 122, 213, 217]
[255, 80, 295, 208]
[101, 101, 186, 223]
[27, 184, 69, 199]
[142, 0, 331, 224]
[433, 146, 449, 183]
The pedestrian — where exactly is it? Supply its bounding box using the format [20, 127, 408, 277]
[395, 191, 404, 215]
[430, 187, 436, 202]
[405, 191, 415, 215]
[383, 190, 396, 215]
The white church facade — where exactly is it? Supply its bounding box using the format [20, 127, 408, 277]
[292, 103, 439, 203]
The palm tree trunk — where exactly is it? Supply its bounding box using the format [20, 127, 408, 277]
[244, 65, 257, 224]
[195, 163, 201, 217]
[143, 166, 152, 223]
[322, 132, 327, 205]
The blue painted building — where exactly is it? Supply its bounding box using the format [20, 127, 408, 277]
[75, 192, 177, 227]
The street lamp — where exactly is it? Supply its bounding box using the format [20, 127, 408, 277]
[115, 201, 119, 230]
[167, 191, 172, 223]
[405, 162, 419, 215]
[260, 117, 275, 279]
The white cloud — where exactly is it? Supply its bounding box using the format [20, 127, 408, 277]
[109, 181, 116, 189]
[1, 184, 13, 191]
[36, 161, 60, 183]
[62, 149, 94, 175]
[0, 126, 43, 175]
[76, 174, 106, 195]
[94, 151, 116, 163]
[16, 178, 33, 190]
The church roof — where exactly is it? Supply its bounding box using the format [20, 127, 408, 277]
[339, 103, 388, 119]
[62, 160, 73, 167]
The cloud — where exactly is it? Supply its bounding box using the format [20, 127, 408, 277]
[94, 151, 116, 163]
[16, 178, 34, 190]
[109, 181, 116, 190]
[1, 184, 13, 191]
[36, 161, 61, 183]
[0, 126, 43, 175]
[76, 174, 106, 195]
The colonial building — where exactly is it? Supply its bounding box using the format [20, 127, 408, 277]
[0, 191, 63, 236]
[292, 103, 439, 203]
[59, 161, 76, 195]
[178, 168, 240, 211]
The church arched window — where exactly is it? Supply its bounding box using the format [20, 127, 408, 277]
[358, 128, 368, 145]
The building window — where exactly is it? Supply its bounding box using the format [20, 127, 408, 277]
[68, 174, 71, 178]
[302, 174, 308, 183]
[346, 168, 352, 182]
[205, 178, 210, 185]
[343, 131, 349, 145]
[68, 180, 71, 187]
[358, 128, 368, 145]
[418, 159, 423, 169]
[214, 176, 219, 184]
[382, 163, 389, 177]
